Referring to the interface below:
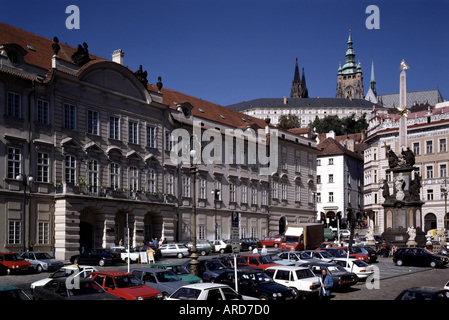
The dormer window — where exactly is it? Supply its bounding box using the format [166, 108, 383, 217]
[1, 43, 28, 65]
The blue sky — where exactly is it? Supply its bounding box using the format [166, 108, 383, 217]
[1, 0, 448, 106]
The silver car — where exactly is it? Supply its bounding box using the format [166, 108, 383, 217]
[159, 243, 190, 258]
[21, 252, 64, 273]
[132, 268, 189, 298]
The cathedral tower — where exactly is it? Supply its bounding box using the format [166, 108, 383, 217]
[336, 31, 364, 99]
[291, 58, 308, 98]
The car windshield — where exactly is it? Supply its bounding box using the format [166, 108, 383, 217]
[165, 265, 189, 275]
[156, 271, 181, 282]
[170, 288, 201, 300]
[68, 281, 105, 296]
[352, 260, 369, 267]
[115, 275, 143, 288]
[326, 265, 348, 273]
[294, 269, 316, 279]
[241, 272, 272, 284]
[51, 268, 76, 278]
[297, 252, 312, 259]
[257, 255, 274, 264]
[206, 260, 226, 270]
[34, 253, 53, 260]
[317, 251, 333, 258]
[3, 254, 23, 261]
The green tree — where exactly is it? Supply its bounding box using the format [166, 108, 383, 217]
[277, 114, 301, 129]
[309, 113, 368, 135]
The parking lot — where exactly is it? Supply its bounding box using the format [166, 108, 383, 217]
[2, 246, 447, 301]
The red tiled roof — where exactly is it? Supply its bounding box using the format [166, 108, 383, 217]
[317, 137, 364, 161]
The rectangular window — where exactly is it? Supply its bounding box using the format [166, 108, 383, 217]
[242, 183, 248, 204]
[295, 185, 301, 202]
[261, 188, 268, 206]
[87, 110, 99, 135]
[440, 164, 447, 178]
[7, 147, 21, 179]
[328, 158, 334, 165]
[38, 222, 50, 245]
[65, 155, 76, 183]
[110, 163, 120, 189]
[183, 176, 191, 198]
[199, 178, 206, 199]
[413, 142, 420, 155]
[148, 169, 156, 193]
[64, 104, 76, 130]
[129, 166, 139, 191]
[272, 181, 278, 199]
[295, 158, 301, 172]
[37, 152, 49, 183]
[251, 185, 257, 205]
[165, 131, 172, 151]
[426, 165, 433, 179]
[165, 173, 174, 195]
[426, 140, 433, 154]
[146, 125, 156, 148]
[229, 182, 236, 202]
[109, 116, 120, 140]
[281, 182, 287, 200]
[329, 192, 334, 202]
[128, 121, 138, 144]
[316, 192, 321, 203]
[88, 160, 99, 194]
[427, 189, 434, 201]
[8, 220, 21, 244]
[329, 174, 334, 183]
[36, 99, 49, 124]
[440, 138, 447, 153]
[7, 92, 21, 118]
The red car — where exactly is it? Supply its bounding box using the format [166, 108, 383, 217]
[0, 252, 33, 275]
[260, 236, 283, 248]
[88, 271, 162, 300]
[239, 254, 282, 270]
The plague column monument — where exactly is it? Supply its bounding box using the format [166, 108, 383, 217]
[380, 61, 426, 247]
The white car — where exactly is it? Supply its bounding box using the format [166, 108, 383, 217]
[159, 243, 190, 258]
[331, 258, 374, 280]
[211, 240, 232, 253]
[110, 246, 140, 263]
[339, 229, 351, 238]
[30, 265, 98, 289]
[264, 265, 321, 299]
[167, 283, 258, 300]
[21, 252, 64, 273]
[303, 250, 334, 262]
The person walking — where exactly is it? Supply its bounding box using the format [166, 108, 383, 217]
[319, 268, 333, 300]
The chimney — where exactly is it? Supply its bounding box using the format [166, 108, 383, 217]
[283, 96, 287, 105]
[112, 49, 124, 65]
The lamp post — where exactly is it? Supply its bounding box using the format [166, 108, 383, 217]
[441, 178, 448, 238]
[189, 146, 199, 276]
[16, 174, 34, 253]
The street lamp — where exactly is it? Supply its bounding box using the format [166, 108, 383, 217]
[16, 174, 34, 252]
[189, 147, 199, 276]
[441, 178, 448, 238]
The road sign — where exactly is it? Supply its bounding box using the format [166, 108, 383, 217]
[231, 211, 240, 253]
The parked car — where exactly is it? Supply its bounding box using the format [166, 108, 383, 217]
[395, 287, 449, 300]
[110, 246, 140, 263]
[260, 236, 283, 248]
[301, 262, 359, 291]
[276, 251, 322, 266]
[31, 265, 97, 289]
[211, 240, 232, 253]
[302, 250, 334, 262]
[0, 285, 31, 300]
[186, 240, 212, 256]
[0, 252, 33, 275]
[132, 268, 189, 298]
[339, 229, 351, 238]
[134, 245, 161, 261]
[317, 247, 352, 258]
[69, 248, 122, 266]
[239, 254, 282, 270]
[182, 259, 230, 282]
[21, 252, 64, 273]
[330, 258, 375, 280]
[215, 269, 296, 300]
[33, 277, 120, 300]
[159, 243, 190, 258]
[218, 256, 261, 271]
[88, 270, 163, 300]
[167, 283, 258, 300]
[393, 247, 449, 268]
[240, 238, 261, 251]
[148, 263, 202, 284]
[264, 265, 320, 299]
[363, 246, 378, 263]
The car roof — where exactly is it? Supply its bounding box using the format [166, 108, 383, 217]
[0, 285, 21, 291]
[265, 265, 309, 270]
[90, 271, 133, 276]
[404, 286, 448, 293]
[178, 283, 231, 290]
[133, 268, 168, 273]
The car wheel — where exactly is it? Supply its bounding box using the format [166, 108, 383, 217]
[219, 249, 225, 254]
[36, 265, 43, 273]
[290, 287, 301, 300]
[177, 253, 184, 258]
[274, 243, 279, 248]
[248, 246, 253, 251]
[430, 261, 437, 268]
[396, 259, 403, 266]
[258, 295, 268, 300]
[200, 250, 206, 256]
[99, 259, 105, 267]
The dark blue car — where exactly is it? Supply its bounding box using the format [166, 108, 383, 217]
[182, 259, 230, 282]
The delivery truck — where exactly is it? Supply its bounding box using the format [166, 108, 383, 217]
[279, 224, 324, 251]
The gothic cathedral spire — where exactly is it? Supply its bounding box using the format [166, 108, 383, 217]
[291, 58, 309, 98]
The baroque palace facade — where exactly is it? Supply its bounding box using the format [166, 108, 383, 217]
[0, 23, 319, 261]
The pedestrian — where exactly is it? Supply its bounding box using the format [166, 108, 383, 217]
[261, 245, 268, 255]
[119, 238, 124, 247]
[153, 237, 158, 248]
[319, 267, 333, 300]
